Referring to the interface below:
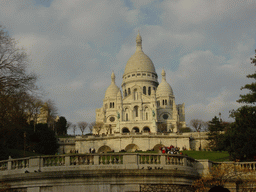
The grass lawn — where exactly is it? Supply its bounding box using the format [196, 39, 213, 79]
[181, 150, 230, 162]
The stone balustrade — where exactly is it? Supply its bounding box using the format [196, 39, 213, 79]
[213, 161, 256, 171]
[238, 162, 256, 170]
[0, 153, 197, 175]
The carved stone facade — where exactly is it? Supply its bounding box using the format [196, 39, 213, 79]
[94, 33, 185, 135]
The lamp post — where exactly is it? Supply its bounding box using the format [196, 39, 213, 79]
[23, 132, 26, 157]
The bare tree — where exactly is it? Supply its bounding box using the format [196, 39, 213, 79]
[201, 121, 208, 132]
[72, 124, 77, 136]
[190, 119, 206, 132]
[27, 97, 43, 132]
[0, 25, 37, 128]
[78, 121, 88, 135]
[88, 122, 95, 133]
[66, 121, 72, 132]
[157, 123, 167, 133]
[94, 122, 104, 135]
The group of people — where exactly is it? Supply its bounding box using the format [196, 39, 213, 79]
[89, 148, 96, 153]
[160, 145, 180, 154]
[70, 149, 79, 154]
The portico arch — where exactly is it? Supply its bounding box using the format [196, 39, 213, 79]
[122, 127, 130, 133]
[153, 144, 164, 151]
[132, 127, 139, 133]
[98, 145, 112, 153]
[125, 144, 139, 152]
[143, 127, 150, 132]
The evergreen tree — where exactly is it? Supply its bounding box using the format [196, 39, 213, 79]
[237, 50, 256, 104]
[207, 116, 225, 151]
[226, 50, 256, 160]
[227, 106, 256, 160]
[30, 124, 59, 155]
[55, 116, 68, 135]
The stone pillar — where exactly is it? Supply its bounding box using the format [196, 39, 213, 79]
[160, 155, 165, 165]
[65, 156, 70, 166]
[94, 155, 99, 165]
[8, 160, 12, 170]
[123, 154, 138, 169]
[183, 157, 187, 166]
[29, 157, 40, 171]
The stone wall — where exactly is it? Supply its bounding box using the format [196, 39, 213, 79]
[140, 184, 193, 192]
[62, 132, 209, 155]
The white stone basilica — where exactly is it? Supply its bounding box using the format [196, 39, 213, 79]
[93, 33, 185, 135]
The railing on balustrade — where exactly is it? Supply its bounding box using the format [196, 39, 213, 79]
[213, 161, 256, 171]
[70, 154, 94, 165]
[0, 158, 30, 170]
[0, 161, 8, 171]
[237, 162, 256, 171]
[165, 155, 184, 166]
[43, 156, 65, 167]
[11, 158, 30, 169]
[0, 153, 198, 173]
[139, 154, 161, 164]
[99, 154, 123, 165]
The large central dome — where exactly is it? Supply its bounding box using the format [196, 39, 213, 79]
[123, 33, 156, 76]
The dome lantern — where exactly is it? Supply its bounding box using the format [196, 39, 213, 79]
[161, 69, 166, 81]
[105, 72, 120, 99]
[123, 32, 157, 78]
[156, 69, 173, 97]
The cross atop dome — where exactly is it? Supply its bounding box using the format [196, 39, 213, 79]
[161, 69, 166, 81]
[136, 31, 142, 51]
[111, 71, 115, 83]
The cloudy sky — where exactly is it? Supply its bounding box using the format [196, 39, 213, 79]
[1, 0, 255, 132]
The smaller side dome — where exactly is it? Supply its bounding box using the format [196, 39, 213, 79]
[156, 69, 173, 96]
[105, 72, 120, 99]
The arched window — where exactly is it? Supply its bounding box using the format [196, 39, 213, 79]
[124, 89, 127, 97]
[162, 100, 164, 106]
[125, 108, 129, 121]
[110, 102, 114, 108]
[146, 112, 148, 120]
[148, 87, 151, 95]
[143, 86, 146, 95]
[128, 88, 131, 95]
[134, 106, 139, 117]
[165, 100, 167, 105]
